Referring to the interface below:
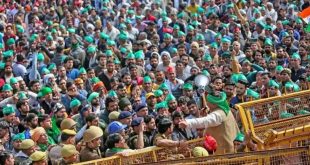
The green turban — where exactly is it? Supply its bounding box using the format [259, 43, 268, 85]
[12, 133, 25, 141]
[203, 54, 212, 62]
[91, 77, 100, 84]
[207, 92, 230, 115]
[6, 38, 15, 46]
[268, 80, 279, 89]
[108, 90, 118, 98]
[48, 63, 56, 71]
[87, 92, 99, 102]
[37, 53, 45, 62]
[159, 83, 169, 90]
[126, 53, 135, 59]
[246, 89, 260, 99]
[40, 87, 53, 96]
[2, 84, 13, 91]
[87, 46, 97, 54]
[84, 35, 94, 43]
[10, 77, 18, 84]
[134, 50, 144, 59]
[79, 67, 87, 74]
[183, 83, 193, 90]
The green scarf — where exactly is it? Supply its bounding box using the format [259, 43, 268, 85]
[207, 92, 230, 116]
[51, 116, 61, 140]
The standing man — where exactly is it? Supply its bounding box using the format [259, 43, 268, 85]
[179, 86, 239, 154]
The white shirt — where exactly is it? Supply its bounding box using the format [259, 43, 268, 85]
[186, 111, 223, 129]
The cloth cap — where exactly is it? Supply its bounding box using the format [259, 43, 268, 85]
[165, 94, 176, 103]
[183, 83, 193, 90]
[118, 111, 132, 120]
[6, 38, 15, 46]
[93, 81, 105, 92]
[108, 111, 120, 121]
[154, 90, 163, 97]
[40, 87, 52, 96]
[20, 139, 35, 150]
[131, 117, 143, 126]
[87, 92, 99, 102]
[118, 97, 131, 110]
[61, 144, 79, 158]
[3, 106, 15, 116]
[159, 83, 169, 90]
[135, 103, 147, 112]
[193, 147, 209, 157]
[30, 151, 47, 162]
[155, 101, 168, 111]
[107, 121, 126, 134]
[84, 35, 94, 43]
[70, 99, 81, 109]
[143, 76, 152, 83]
[87, 46, 96, 53]
[146, 92, 155, 99]
[2, 84, 13, 91]
[3, 50, 14, 58]
[60, 118, 77, 130]
[83, 126, 103, 142]
[10, 77, 18, 84]
[246, 89, 260, 99]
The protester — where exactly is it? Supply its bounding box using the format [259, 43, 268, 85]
[0, 0, 308, 163]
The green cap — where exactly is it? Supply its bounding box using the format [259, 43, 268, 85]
[268, 80, 279, 88]
[159, 83, 169, 90]
[3, 50, 14, 58]
[143, 76, 152, 83]
[191, 20, 200, 27]
[203, 54, 212, 62]
[118, 33, 128, 40]
[18, 92, 28, 100]
[3, 106, 15, 116]
[10, 77, 18, 84]
[84, 35, 94, 43]
[209, 42, 218, 49]
[0, 43, 3, 49]
[264, 38, 273, 46]
[234, 132, 245, 142]
[91, 77, 100, 84]
[51, 29, 57, 34]
[87, 46, 97, 54]
[187, 25, 194, 31]
[37, 53, 44, 62]
[41, 68, 50, 74]
[6, 38, 15, 46]
[126, 53, 135, 59]
[134, 50, 144, 59]
[215, 32, 222, 38]
[107, 40, 116, 46]
[275, 65, 284, 72]
[108, 90, 118, 98]
[222, 51, 230, 58]
[296, 18, 303, 24]
[221, 38, 231, 43]
[183, 83, 193, 90]
[163, 33, 172, 39]
[155, 101, 168, 111]
[154, 89, 163, 97]
[0, 62, 4, 70]
[202, 70, 210, 77]
[48, 63, 56, 71]
[173, 24, 180, 29]
[285, 82, 299, 92]
[282, 20, 290, 26]
[291, 53, 301, 60]
[162, 16, 168, 22]
[100, 32, 109, 40]
[246, 89, 260, 99]
[70, 99, 81, 108]
[16, 25, 24, 33]
[2, 84, 13, 91]
[114, 58, 121, 64]
[46, 20, 53, 26]
[207, 92, 230, 115]
[87, 92, 99, 102]
[120, 47, 127, 54]
[280, 112, 294, 119]
[170, 48, 177, 54]
[165, 93, 176, 103]
[177, 12, 185, 19]
[178, 31, 186, 37]
[127, 9, 134, 14]
[282, 32, 290, 38]
[105, 49, 113, 56]
[79, 67, 87, 74]
[46, 35, 53, 41]
[68, 28, 76, 33]
[196, 34, 204, 41]
[197, 7, 205, 14]
[13, 133, 25, 141]
[40, 87, 53, 96]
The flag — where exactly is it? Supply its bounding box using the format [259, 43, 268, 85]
[299, 7, 310, 24]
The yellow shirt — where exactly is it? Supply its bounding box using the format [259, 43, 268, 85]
[186, 5, 199, 14]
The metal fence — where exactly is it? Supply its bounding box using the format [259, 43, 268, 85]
[235, 90, 310, 150]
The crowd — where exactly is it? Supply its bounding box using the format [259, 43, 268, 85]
[0, 0, 309, 164]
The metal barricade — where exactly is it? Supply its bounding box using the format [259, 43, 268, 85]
[235, 90, 310, 150]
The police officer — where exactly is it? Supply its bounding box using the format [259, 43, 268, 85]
[79, 126, 103, 162]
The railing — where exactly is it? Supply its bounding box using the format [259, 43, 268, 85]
[74, 90, 310, 165]
[235, 90, 310, 150]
